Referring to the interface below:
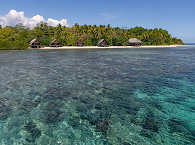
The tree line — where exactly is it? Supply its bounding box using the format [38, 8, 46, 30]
[0, 23, 183, 50]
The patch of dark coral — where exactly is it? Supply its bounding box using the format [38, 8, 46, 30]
[188, 130, 195, 142]
[76, 104, 89, 114]
[40, 101, 65, 124]
[140, 111, 160, 138]
[79, 97, 95, 105]
[95, 103, 104, 110]
[24, 121, 41, 143]
[123, 142, 132, 145]
[20, 98, 40, 114]
[96, 118, 111, 134]
[141, 81, 160, 96]
[0, 97, 11, 120]
[68, 116, 81, 128]
[168, 118, 188, 134]
[76, 102, 112, 134]
[78, 97, 94, 110]
[145, 99, 162, 110]
[140, 129, 154, 138]
[115, 98, 141, 116]
[142, 111, 160, 133]
[45, 109, 64, 124]
[190, 106, 195, 111]
[168, 118, 195, 142]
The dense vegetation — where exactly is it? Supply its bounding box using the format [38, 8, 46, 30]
[0, 23, 183, 50]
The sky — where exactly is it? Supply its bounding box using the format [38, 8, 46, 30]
[0, 0, 194, 43]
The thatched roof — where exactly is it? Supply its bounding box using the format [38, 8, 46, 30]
[50, 39, 62, 47]
[50, 39, 60, 45]
[97, 39, 108, 47]
[128, 38, 142, 44]
[98, 39, 105, 44]
[30, 39, 39, 45]
[50, 39, 58, 44]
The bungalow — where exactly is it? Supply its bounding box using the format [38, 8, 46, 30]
[76, 40, 84, 46]
[128, 38, 142, 46]
[97, 39, 108, 47]
[29, 39, 41, 48]
[50, 39, 62, 47]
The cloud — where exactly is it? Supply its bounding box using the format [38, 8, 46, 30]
[47, 18, 68, 27]
[0, 9, 68, 28]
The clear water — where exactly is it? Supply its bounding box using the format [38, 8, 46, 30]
[0, 46, 195, 145]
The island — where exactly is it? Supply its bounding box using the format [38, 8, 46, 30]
[0, 23, 183, 50]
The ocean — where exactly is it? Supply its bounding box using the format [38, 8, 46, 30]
[0, 46, 194, 145]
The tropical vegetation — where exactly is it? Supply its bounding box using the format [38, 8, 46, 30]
[0, 23, 183, 50]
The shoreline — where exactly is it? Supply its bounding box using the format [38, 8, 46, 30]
[37, 45, 181, 50]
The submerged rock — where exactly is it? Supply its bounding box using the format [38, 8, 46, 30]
[0, 98, 11, 120]
[116, 100, 141, 116]
[140, 111, 160, 138]
[20, 98, 40, 114]
[45, 109, 64, 124]
[140, 129, 154, 138]
[40, 101, 65, 124]
[68, 116, 81, 128]
[24, 121, 41, 142]
[168, 118, 195, 142]
[123, 142, 131, 145]
[96, 118, 111, 134]
[168, 118, 187, 133]
[95, 103, 104, 110]
[168, 118, 192, 136]
[146, 99, 162, 110]
[143, 117, 159, 133]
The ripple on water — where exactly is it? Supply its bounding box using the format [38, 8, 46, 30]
[0, 48, 195, 145]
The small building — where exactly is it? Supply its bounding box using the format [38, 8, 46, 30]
[29, 39, 41, 48]
[128, 38, 142, 46]
[76, 40, 84, 47]
[50, 39, 62, 47]
[97, 39, 108, 47]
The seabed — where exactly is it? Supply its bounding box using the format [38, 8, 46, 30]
[0, 47, 194, 145]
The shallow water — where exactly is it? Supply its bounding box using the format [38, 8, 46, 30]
[0, 46, 195, 145]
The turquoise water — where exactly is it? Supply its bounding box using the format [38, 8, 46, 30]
[0, 46, 195, 145]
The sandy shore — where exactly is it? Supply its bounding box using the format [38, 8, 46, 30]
[37, 45, 180, 50]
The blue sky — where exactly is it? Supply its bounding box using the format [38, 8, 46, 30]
[0, 0, 194, 42]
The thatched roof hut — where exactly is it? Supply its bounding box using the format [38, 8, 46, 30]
[50, 39, 62, 47]
[76, 40, 84, 47]
[97, 39, 108, 47]
[29, 39, 41, 48]
[128, 38, 142, 46]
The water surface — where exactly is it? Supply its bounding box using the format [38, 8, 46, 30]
[0, 46, 195, 145]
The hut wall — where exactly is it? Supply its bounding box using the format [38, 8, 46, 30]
[97, 40, 108, 47]
[31, 43, 41, 48]
[129, 42, 141, 46]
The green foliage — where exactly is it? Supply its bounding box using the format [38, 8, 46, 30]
[0, 24, 183, 50]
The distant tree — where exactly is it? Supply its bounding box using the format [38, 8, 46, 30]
[0, 24, 183, 50]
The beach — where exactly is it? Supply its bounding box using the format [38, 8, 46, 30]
[38, 45, 180, 50]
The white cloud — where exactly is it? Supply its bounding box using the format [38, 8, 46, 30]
[0, 9, 68, 28]
[47, 18, 68, 27]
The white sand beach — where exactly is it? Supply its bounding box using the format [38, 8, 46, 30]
[37, 45, 180, 50]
